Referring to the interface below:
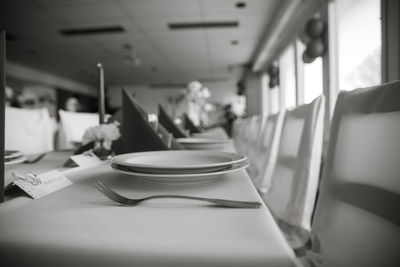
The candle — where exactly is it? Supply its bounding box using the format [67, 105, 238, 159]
[97, 63, 105, 124]
[0, 31, 5, 202]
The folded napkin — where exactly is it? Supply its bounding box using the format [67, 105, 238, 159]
[183, 113, 202, 134]
[158, 105, 187, 138]
[118, 89, 183, 153]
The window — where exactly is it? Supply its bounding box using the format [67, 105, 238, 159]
[279, 44, 296, 108]
[297, 33, 324, 104]
[337, 0, 381, 91]
[303, 57, 323, 104]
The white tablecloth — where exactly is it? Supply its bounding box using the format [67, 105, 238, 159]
[0, 158, 296, 267]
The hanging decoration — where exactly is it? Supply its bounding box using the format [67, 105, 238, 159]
[302, 17, 326, 63]
[268, 62, 279, 88]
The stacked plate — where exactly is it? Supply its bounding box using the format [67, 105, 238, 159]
[192, 133, 229, 139]
[176, 137, 233, 151]
[111, 150, 248, 185]
[5, 150, 26, 167]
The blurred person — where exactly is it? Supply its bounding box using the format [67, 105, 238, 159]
[17, 89, 40, 109]
[64, 97, 81, 112]
[223, 104, 237, 137]
[5, 86, 18, 107]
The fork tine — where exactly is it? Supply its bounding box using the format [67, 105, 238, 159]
[96, 182, 136, 205]
[94, 182, 128, 205]
[95, 182, 124, 201]
[97, 182, 130, 202]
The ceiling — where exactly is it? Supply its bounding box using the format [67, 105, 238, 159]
[1, 0, 282, 87]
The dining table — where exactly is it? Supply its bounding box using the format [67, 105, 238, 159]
[0, 150, 298, 267]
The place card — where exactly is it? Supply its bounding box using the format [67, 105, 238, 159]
[70, 152, 102, 167]
[14, 170, 73, 199]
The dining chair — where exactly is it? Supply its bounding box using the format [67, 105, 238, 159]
[244, 115, 264, 155]
[300, 81, 400, 267]
[6, 107, 54, 154]
[232, 117, 246, 154]
[246, 115, 267, 176]
[231, 118, 245, 147]
[246, 115, 268, 160]
[262, 95, 325, 248]
[58, 110, 99, 149]
[247, 110, 285, 193]
[234, 115, 261, 156]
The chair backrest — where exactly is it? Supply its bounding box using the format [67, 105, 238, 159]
[6, 107, 54, 154]
[309, 82, 400, 267]
[58, 110, 99, 143]
[238, 115, 262, 156]
[246, 115, 268, 167]
[231, 118, 243, 140]
[263, 95, 325, 232]
[249, 110, 285, 193]
[232, 116, 255, 155]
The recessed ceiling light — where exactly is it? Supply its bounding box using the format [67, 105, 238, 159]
[231, 40, 239, 45]
[236, 2, 246, 8]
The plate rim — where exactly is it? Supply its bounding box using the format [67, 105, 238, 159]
[5, 156, 26, 166]
[111, 150, 246, 170]
[176, 137, 232, 144]
[5, 150, 23, 160]
[112, 161, 249, 179]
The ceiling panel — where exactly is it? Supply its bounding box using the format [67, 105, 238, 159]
[48, 3, 127, 24]
[119, 0, 201, 17]
[2, 0, 283, 87]
[200, 0, 280, 15]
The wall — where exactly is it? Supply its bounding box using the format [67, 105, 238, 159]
[107, 80, 240, 116]
[5, 61, 98, 118]
[244, 73, 262, 116]
[6, 61, 95, 96]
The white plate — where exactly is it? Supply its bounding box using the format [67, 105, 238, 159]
[5, 150, 23, 161]
[192, 133, 229, 139]
[180, 144, 231, 151]
[111, 151, 246, 174]
[176, 137, 232, 145]
[111, 161, 248, 185]
[5, 156, 26, 166]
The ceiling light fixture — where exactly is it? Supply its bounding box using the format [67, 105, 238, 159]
[168, 21, 239, 30]
[60, 26, 125, 36]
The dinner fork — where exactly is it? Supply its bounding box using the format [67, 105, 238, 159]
[94, 181, 261, 208]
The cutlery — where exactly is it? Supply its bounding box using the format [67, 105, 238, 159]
[94, 181, 261, 208]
